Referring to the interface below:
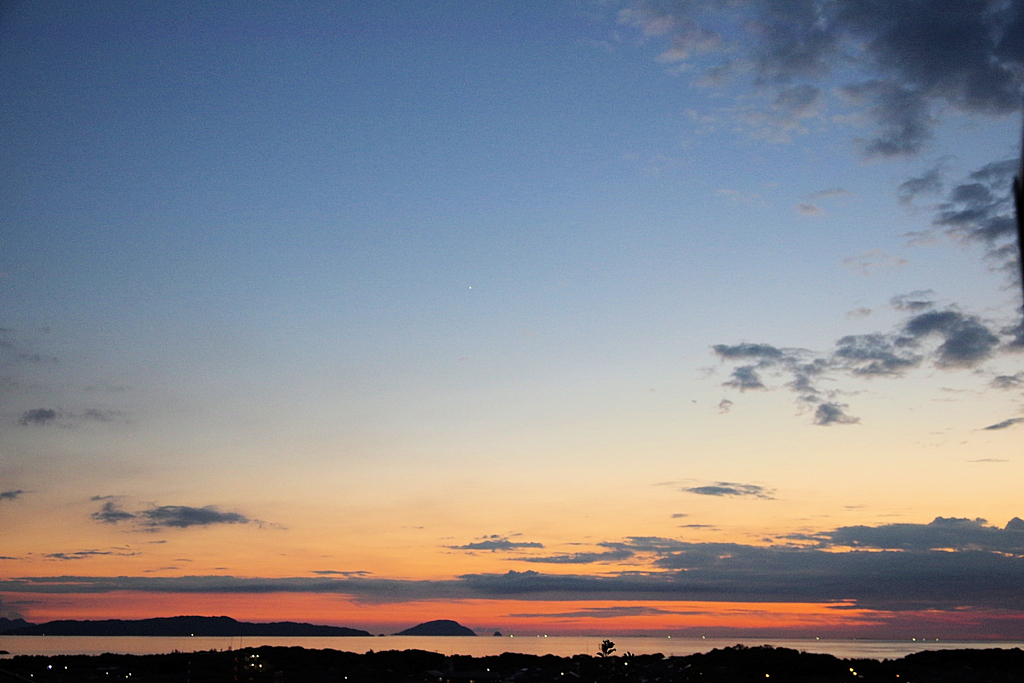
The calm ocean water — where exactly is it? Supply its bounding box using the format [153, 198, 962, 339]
[2, 635, 1021, 661]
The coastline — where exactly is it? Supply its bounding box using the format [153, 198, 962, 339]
[3, 634, 1022, 661]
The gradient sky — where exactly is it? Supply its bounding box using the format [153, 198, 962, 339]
[2, 0, 1023, 639]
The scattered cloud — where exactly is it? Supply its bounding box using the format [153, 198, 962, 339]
[932, 158, 1021, 284]
[682, 482, 775, 500]
[717, 398, 733, 413]
[982, 417, 1024, 431]
[712, 299, 1017, 425]
[814, 402, 860, 426]
[0, 490, 25, 502]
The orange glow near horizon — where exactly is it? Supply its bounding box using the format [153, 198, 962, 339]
[9, 592, 892, 636]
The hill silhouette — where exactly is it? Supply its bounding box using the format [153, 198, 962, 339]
[0, 617, 33, 634]
[3, 615, 370, 637]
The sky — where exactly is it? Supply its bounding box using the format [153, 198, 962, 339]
[1, 0, 1023, 640]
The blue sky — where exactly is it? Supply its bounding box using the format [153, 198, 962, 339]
[1, 0, 1023, 637]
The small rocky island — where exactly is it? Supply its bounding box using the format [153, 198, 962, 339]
[392, 619, 476, 636]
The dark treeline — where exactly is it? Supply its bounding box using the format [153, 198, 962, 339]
[3, 644, 1024, 682]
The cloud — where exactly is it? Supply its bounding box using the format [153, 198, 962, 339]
[931, 157, 1021, 282]
[807, 187, 851, 200]
[712, 343, 784, 360]
[91, 502, 136, 524]
[798, 516, 1024, 554]
[898, 166, 944, 204]
[16, 408, 128, 428]
[813, 402, 860, 426]
[450, 536, 545, 552]
[521, 549, 634, 564]
[18, 408, 58, 426]
[626, 0, 1023, 156]
[91, 500, 251, 529]
[0, 490, 25, 502]
[717, 398, 733, 413]
[722, 365, 765, 391]
[44, 549, 136, 561]
[682, 482, 775, 500]
[991, 372, 1024, 389]
[140, 506, 250, 529]
[901, 309, 1001, 368]
[511, 606, 683, 619]
[833, 333, 921, 377]
[983, 417, 1024, 430]
[890, 291, 936, 311]
[841, 249, 909, 275]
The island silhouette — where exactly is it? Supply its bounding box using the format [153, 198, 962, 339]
[392, 619, 476, 636]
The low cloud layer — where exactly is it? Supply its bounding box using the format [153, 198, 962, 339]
[5, 516, 1024, 613]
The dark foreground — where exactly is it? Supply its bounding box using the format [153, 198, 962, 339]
[3, 644, 1024, 682]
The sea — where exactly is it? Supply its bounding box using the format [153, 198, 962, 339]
[2, 635, 1021, 662]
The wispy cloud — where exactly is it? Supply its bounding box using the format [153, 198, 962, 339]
[681, 482, 775, 500]
[0, 490, 25, 502]
[18, 408, 58, 426]
[449, 535, 545, 552]
[43, 548, 136, 561]
[983, 417, 1024, 431]
[17, 408, 128, 427]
